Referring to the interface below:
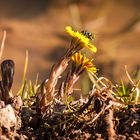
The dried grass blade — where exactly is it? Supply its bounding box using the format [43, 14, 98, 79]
[0, 30, 6, 61]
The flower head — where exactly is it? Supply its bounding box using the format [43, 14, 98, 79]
[71, 52, 96, 74]
[66, 26, 97, 53]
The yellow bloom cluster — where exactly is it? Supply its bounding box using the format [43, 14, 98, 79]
[66, 26, 97, 53]
[72, 52, 96, 73]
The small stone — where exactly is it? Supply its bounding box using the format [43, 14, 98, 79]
[0, 104, 16, 129]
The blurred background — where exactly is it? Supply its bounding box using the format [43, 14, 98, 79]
[0, 0, 140, 93]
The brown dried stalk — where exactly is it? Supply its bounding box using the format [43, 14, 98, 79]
[104, 108, 116, 140]
[39, 57, 70, 108]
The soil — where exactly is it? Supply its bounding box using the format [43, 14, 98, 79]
[0, 91, 140, 140]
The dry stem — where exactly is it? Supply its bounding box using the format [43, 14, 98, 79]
[104, 108, 115, 140]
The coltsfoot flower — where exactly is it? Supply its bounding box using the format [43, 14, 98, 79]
[66, 26, 97, 53]
[72, 52, 96, 74]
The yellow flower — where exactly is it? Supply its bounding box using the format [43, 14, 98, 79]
[66, 26, 97, 53]
[72, 52, 96, 73]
